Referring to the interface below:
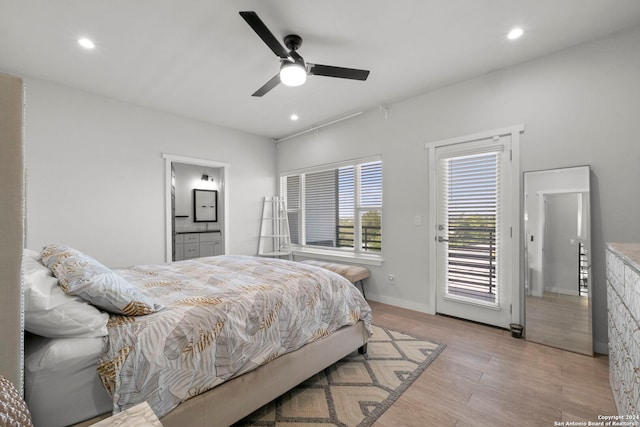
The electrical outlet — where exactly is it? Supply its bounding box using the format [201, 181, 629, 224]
[388, 274, 396, 285]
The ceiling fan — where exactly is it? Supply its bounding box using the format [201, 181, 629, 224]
[239, 11, 370, 97]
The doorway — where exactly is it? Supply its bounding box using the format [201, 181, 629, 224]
[543, 193, 582, 296]
[163, 154, 230, 262]
[427, 126, 522, 328]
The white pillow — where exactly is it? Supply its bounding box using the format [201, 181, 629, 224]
[23, 250, 109, 338]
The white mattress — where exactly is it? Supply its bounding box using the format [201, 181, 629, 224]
[24, 333, 113, 427]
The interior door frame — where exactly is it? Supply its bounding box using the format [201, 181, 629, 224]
[163, 154, 230, 262]
[425, 125, 523, 327]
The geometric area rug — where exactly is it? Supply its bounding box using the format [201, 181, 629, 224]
[233, 325, 446, 427]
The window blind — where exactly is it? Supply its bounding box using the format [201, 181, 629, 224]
[284, 175, 300, 244]
[305, 170, 338, 247]
[360, 161, 382, 208]
[359, 161, 382, 252]
[442, 151, 501, 303]
[338, 167, 355, 248]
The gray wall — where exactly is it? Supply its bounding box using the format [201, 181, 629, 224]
[24, 78, 276, 267]
[278, 26, 640, 353]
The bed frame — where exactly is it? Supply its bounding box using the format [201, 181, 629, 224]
[73, 321, 367, 427]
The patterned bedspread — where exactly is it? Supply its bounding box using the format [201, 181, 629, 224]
[97, 255, 372, 418]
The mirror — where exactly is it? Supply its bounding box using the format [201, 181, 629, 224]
[524, 166, 592, 355]
[194, 189, 218, 222]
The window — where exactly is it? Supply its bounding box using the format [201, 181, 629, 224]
[442, 151, 501, 304]
[280, 158, 382, 256]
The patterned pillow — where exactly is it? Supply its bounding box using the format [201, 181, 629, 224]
[40, 245, 162, 316]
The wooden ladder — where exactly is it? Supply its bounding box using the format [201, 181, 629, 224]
[257, 196, 292, 258]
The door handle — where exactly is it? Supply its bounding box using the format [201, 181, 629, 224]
[437, 236, 449, 243]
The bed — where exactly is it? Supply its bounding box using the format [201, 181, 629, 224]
[23, 246, 371, 427]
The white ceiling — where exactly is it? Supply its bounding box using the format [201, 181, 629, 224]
[2, 0, 640, 140]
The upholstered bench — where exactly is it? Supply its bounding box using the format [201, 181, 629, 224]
[300, 260, 370, 298]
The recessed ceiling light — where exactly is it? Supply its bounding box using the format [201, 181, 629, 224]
[507, 27, 524, 40]
[290, 114, 299, 121]
[77, 37, 96, 49]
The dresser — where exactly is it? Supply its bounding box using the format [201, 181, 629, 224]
[606, 243, 640, 416]
[174, 231, 222, 261]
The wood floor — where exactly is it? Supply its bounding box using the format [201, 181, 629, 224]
[368, 301, 616, 427]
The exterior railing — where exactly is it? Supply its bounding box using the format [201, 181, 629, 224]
[446, 226, 496, 301]
[336, 224, 381, 252]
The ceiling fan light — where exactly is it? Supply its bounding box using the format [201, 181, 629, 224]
[280, 62, 306, 86]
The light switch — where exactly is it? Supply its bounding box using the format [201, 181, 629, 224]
[414, 215, 422, 226]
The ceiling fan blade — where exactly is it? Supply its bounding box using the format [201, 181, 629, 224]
[308, 63, 370, 81]
[240, 11, 291, 60]
[252, 74, 281, 97]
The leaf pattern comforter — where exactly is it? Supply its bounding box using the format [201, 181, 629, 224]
[98, 255, 372, 418]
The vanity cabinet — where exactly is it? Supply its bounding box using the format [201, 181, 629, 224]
[174, 231, 222, 261]
[183, 243, 200, 259]
[199, 232, 222, 257]
[606, 243, 640, 416]
[174, 234, 184, 260]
